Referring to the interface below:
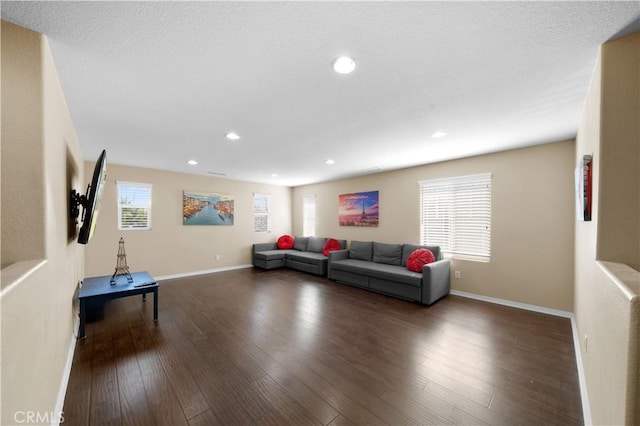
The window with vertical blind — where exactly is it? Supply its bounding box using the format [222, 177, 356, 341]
[117, 181, 152, 230]
[419, 173, 491, 262]
[303, 194, 316, 237]
[254, 193, 271, 232]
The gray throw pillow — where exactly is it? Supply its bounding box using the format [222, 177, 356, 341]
[373, 242, 403, 265]
[293, 236, 309, 251]
[349, 241, 373, 261]
[307, 237, 327, 253]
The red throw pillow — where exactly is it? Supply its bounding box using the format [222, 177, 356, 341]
[322, 238, 341, 256]
[277, 234, 294, 249]
[406, 248, 435, 272]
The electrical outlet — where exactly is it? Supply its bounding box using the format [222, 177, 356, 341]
[454, 271, 461, 279]
[215, 254, 221, 260]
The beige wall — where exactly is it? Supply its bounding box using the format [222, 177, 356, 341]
[1, 20, 45, 268]
[1, 21, 84, 425]
[84, 164, 292, 278]
[293, 141, 576, 311]
[574, 31, 640, 426]
[597, 33, 640, 271]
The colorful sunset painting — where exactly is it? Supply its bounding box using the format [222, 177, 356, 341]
[338, 190, 379, 227]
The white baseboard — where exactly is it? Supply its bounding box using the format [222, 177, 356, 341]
[450, 289, 592, 425]
[449, 289, 572, 318]
[154, 264, 253, 281]
[570, 315, 592, 425]
[54, 315, 79, 426]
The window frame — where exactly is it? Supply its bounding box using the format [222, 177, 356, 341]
[303, 194, 316, 237]
[419, 173, 492, 262]
[253, 193, 271, 233]
[117, 181, 152, 231]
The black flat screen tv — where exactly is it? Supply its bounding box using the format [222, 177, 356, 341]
[70, 149, 107, 244]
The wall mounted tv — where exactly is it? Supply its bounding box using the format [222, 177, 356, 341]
[70, 149, 107, 244]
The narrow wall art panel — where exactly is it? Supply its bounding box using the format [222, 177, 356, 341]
[575, 155, 592, 222]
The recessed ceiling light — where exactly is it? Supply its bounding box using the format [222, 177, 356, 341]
[225, 132, 241, 141]
[431, 131, 448, 139]
[326, 159, 335, 165]
[332, 56, 356, 74]
[363, 167, 382, 173]
[271, 174, 278, 178]
[187, 160, 198, 165]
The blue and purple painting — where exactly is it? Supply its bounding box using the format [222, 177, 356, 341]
[339, 190, 379, 227]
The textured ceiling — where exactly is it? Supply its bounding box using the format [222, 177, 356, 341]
[2, 1, 639, 186]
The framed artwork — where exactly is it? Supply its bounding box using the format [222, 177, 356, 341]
[339, 190, 379, 227]
[183, 191, 234, 225]
[575, 155, 592, 222]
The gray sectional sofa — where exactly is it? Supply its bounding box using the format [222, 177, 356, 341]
[252, 236, 347, 276]
[328, 241, 450, 305]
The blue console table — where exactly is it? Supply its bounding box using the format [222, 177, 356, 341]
[78, 271, 158, 338]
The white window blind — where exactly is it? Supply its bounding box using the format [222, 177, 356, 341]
[117, 181, 152, 230]
[303, 194, 316, 237]
[419, 173, 491, 261]
[254, 193, 271, 232]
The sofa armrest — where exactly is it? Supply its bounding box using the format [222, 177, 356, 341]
[422, 259, 451, 305]
[328, 249, 348, 262]
[253, 242, 278, 253]
[327, 249, 348, 280]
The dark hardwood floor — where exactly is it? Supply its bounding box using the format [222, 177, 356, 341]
[63, 268, 583, 425]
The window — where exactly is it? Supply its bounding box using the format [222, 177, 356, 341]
[419, 173, 491, 261]
[117, 181, 152, 230]
[303, 194, 316, 237]
[254, 193, 271, 232]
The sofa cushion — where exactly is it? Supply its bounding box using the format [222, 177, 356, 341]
[373, 242, 402, 266]
[349, 241, 373, 261]
[286, 251, 328, 265]
[401, 244, 441, 266]
[293, 236, 309, 251]
[253, 249, 294, 261]
[406, 248, 435, 272]
[323, 238, 342, 256]
[307, 237, 327, 253]
[277, 234, 294, 249]
[330, 259, 422, 287]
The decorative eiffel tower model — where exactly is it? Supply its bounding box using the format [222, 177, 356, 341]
[110, 237, 133, 285]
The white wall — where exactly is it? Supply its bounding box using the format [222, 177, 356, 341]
[574, 31, 640, 426]
[1, 20, 45, 268]
[1, 21, 84, 425]
[596, 32, 640, 271]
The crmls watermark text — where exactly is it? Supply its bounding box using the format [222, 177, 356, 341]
[13, 411, 64, 424]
